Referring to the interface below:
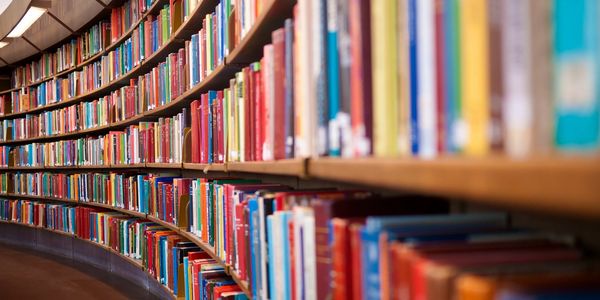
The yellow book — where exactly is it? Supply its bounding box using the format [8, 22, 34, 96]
[459, 0, 490, 156]
[398, 0, 411, 156]
[372, 0, 399, 157]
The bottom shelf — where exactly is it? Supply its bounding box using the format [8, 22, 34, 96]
[0, 219, 176, 299]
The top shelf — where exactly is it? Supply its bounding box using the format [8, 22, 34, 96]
[0, 0, 169, 95]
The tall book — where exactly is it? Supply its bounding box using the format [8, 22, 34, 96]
[553, 0, 600, 151]
[372, 0, 399, 157]
[460, 0, 490, 156]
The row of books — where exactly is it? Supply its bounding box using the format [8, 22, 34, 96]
[0, 146, 8, 167]
[301, 0, 600, 157]
[0, 199, 76, 233]
[8, 0, 159, 89]
[2, 0, 264, 119]
[3, 175, 599, 299]
[0, 198, 249, 299]
[202, 0, 600, 160]
[109, 0, 146, 44]
[7, 110, 185, 167]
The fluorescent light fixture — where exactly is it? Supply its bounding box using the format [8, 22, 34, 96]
[0, 41, 8, 48]
[7, 6, 47, 38]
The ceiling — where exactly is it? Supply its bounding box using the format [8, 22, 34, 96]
[0, 0, 113, 68]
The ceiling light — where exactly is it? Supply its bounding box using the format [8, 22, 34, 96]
[0, 41, 8, 49]
[7, 6, 47, 38]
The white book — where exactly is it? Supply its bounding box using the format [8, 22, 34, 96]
[191, 180, 198, 235]
[272, 212, 283, 300]
[237, 73, 246, 162]
[294, 0, 310, 158]
[301, 207, 317, 300]
[417, 0, 437, 158]
[257, 196, 269, 300]
[292, 207, 304, 300]
[503, 0, 532, 157]
[263, 44, 275, 161]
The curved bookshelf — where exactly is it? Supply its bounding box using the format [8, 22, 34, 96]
[2, 0, 170, 95]
[0, 192, 252, 298]
[0, 0, 213, 121]
[0, 219, 176, 300]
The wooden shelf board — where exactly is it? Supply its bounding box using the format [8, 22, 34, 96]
[110, 163, 146, 169]
[182, 163, 227, 172]
[227, 159, 306, 177]
[229, 271, 251, 297]
[0, 86, 23, 95]
[308, 156, 600, 218]
[146, 163, 183, 169]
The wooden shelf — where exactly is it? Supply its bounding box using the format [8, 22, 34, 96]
[308, 156, 600, 218]
[227, 159, 306, 177]
[182, 163, 227, 172]
[146, 163, 183, 169]
[4, 155, 599, 219]
[0, 86, 23, 95]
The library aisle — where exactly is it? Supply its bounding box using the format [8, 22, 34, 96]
[0, 243, 156, 300]
[0, 0, 599, 299]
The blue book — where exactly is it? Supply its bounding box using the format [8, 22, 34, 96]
[409, 0, 420, 155]
[191, 34, 199, 85]
[183, 256, 190, 300]
[160, 236, 168, 284]
[137, 175, 145, 213]
[444, 0, 460, 152]
[361, 213, 507, 300]
[247, 197, 260, 299]
[327, 1, 341, 157]
[267, 215, 276, 299]
[553, 0, 600, 150]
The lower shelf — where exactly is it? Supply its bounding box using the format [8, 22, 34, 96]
[0, 220, 176, 300]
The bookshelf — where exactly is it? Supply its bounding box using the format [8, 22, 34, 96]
[0, 219, 176, 299]
[1, 0, 599, 299]
[3, 157, 599, 219]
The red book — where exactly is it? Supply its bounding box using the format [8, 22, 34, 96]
[178, 48, 186, 96]
[166, 118, 172, 162]
[166, 183, 174, 223]
[170, 54, 178, 100]
[254, 63, 263, 161]
[434, 0, 447, 153]
[201, 29, 206, 78]
[348, 0, 373, 157]
[234, 201, 247, 279]
[331, 219, 351, 300]
[213, 286, 242, 299]
[272, 29, 286, 160]
[190, 100, 200, 163]
[148, 126, 156, 163]
[211, 97, 218, 163]
[200, 94, 209, 163]
[349, 223, 363, 300]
